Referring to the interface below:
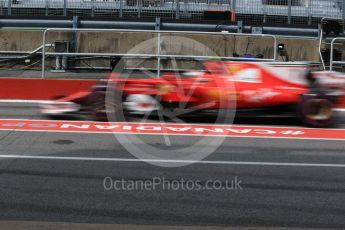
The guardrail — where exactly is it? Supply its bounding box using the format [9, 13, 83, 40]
[41, 28, 278, 78]
[330, 37, 345, 71]
[0, 44, 53, 60]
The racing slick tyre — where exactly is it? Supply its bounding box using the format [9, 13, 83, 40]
[297, 95, 334, 128]
[105, 88, 135, 122]
[89, 90, 127, 121]
[89, 91, 107, 121]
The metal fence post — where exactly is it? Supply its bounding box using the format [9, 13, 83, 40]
[308, 0, 312, 25]
[138, 0, 142, 18]
[273, 35, 277, 61]
[45, 0, 49, 16]
[91, 0, 95, 17]
[0, 1, 3, 16]
[7, 0, 11, 15]
[157, 31, 161, 77]
[183, 0, 188, 16]
[176, 0, 180, 20]
[42, 29, 48, 79]
[330, 38, 335, 71]
[263, 0, 267, 23]
[119, 0, 123, 18]
[63, 0, 67, 16]
[288, 0, 291, 24]
[71, 16, 78, 53]
[343, 0, 345, 22]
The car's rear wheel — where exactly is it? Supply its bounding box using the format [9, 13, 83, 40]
[297, 95, 334, 128]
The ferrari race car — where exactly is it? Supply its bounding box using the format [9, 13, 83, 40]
[40, 61, 345, 127]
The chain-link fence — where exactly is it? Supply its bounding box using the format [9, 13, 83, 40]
[0, 0, 344, 25]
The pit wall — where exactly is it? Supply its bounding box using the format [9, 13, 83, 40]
[0, 30, 321, 66]
[0, 78, 97, 100]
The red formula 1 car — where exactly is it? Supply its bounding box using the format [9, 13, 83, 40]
[40, 61, 345, 127]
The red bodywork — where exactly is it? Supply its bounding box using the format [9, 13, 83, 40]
[40, 61, 345, 127]
[109, 61, 309, 110]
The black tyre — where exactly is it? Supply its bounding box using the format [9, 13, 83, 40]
[89, 91, 107, 121]
[104, 88, 130, 122]
[297, 95, 334, 128]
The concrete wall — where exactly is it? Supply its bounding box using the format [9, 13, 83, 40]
[0, 30, 321, 70]
[0, 30, 72, 51]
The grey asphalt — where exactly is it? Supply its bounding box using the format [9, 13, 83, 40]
[0, 102, 345, 229]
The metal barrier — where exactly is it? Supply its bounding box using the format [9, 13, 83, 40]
[41, 28, 278, 78]
[330, 37, 345, 71]
[1, 0, 344, 25]
[320, 17, 345, 71]
[0, 44, 53, 59]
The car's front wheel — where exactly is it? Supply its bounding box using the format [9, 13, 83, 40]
[123, 94, 160, 115]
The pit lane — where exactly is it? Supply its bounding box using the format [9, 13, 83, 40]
[0, 101, 345, 229]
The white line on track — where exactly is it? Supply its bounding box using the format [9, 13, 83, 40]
[0, 155, 345, 168]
